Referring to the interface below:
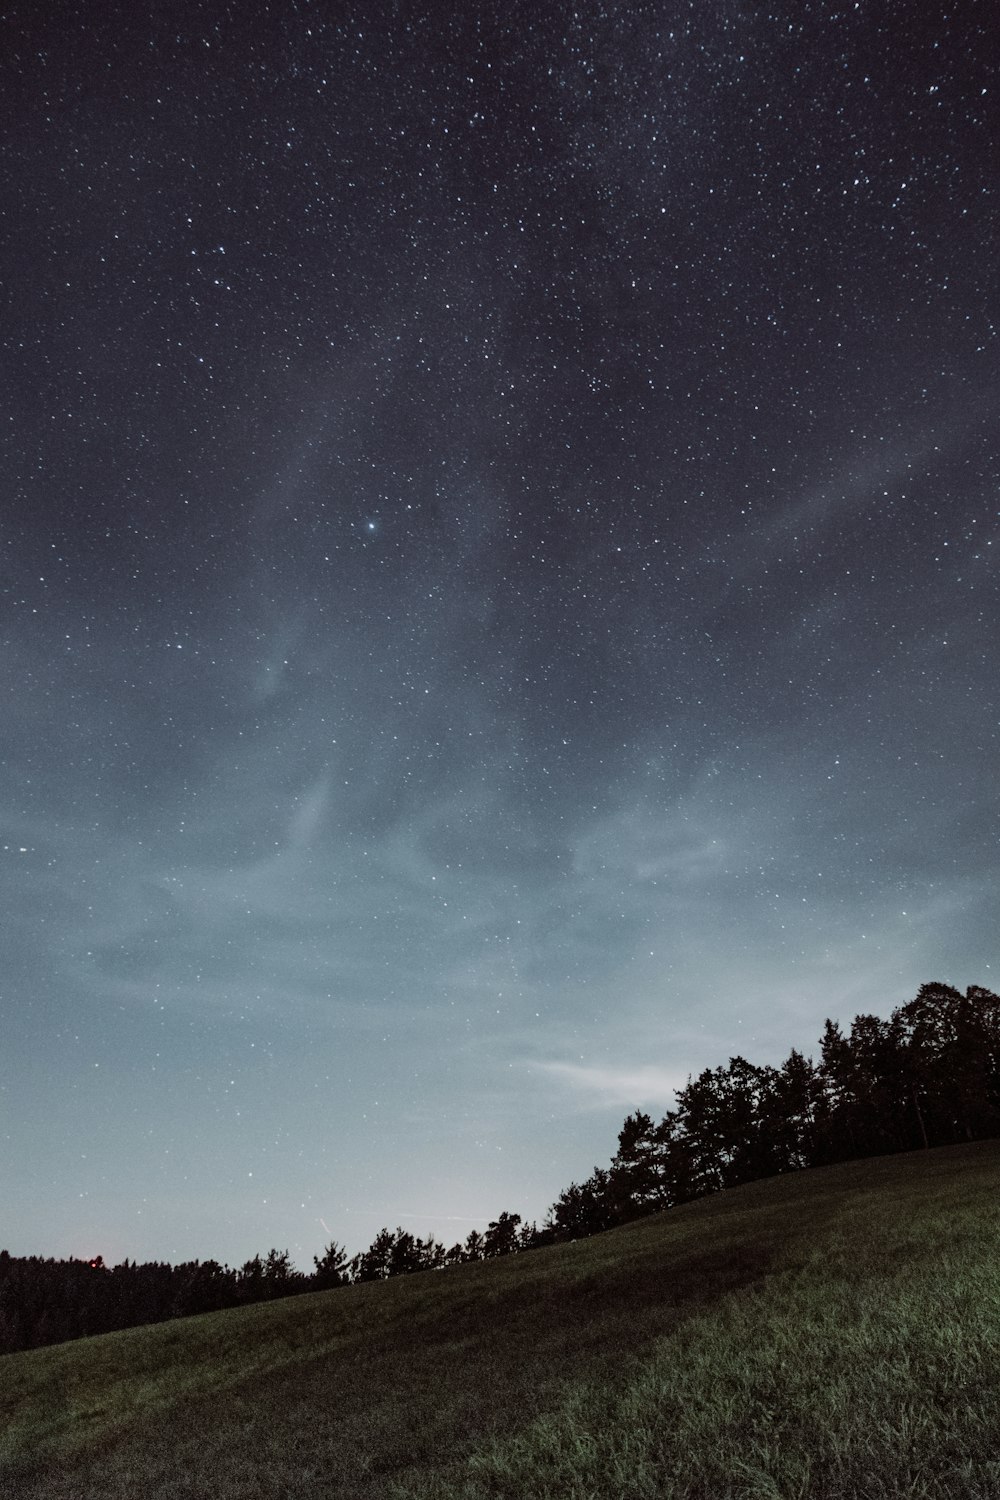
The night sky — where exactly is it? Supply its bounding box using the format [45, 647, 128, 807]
[2, 2, 996, 1271]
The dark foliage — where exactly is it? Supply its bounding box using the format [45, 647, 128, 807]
[541, 982, 1000, 1240]
[0, 1249, 293, 1355]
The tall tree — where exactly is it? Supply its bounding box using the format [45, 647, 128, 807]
[819, 1014, 907, 1158]
[675, 1057, 783, 1193]
[769, 1049, 826, 1171]
[606, 1112, 667, 1219]
[894, 983, 1000, 1147]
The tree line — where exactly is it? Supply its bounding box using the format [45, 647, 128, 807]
[542, 981, 1000, 1238]
[0, 1215, 530, 1356]
[3, 981, 997, 1356]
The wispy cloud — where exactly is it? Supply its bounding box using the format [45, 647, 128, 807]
[533, 1059, 686, 1109]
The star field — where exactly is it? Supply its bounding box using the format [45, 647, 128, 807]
[1, 1, 996, 1267]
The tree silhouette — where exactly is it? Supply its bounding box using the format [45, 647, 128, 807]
[482, 1212, 522, 1257]
[312, 1241, 351, 1290]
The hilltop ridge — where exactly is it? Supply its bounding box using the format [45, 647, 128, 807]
[4, 1140, 1000, 1499]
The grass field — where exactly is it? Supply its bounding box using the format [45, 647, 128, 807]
[3, 1140, 1000, 1498]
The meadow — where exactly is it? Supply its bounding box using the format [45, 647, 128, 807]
[3, 1139, 1000, 1498]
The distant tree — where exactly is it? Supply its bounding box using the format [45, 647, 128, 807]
[482, 1212, 522, 1258]
[518, 1220, 545, 1251]
[349, 1228, 445, 1282]
[416, 1235, 448, 1271]
[461, 1229, 485, 1262]
[171, 1259, 239, 1318]
[352, 1228, 396, 1283]
[546, 1169, 617, 1240]
[386, 1230, 426, 1278]
[238, 1253, 266, 1301]
[235, 1249, 305, 1303]
[262, 1248, 298, 1290]
[312, 1241, 351, 1290]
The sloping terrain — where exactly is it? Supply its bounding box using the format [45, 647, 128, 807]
[3, 1140, 1000, 1499]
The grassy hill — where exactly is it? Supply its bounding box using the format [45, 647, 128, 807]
[4, 1140, 1000, 1499]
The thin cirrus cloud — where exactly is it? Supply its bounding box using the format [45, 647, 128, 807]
[533, 1060, 687, 1110]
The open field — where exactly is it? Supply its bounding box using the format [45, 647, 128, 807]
[4, 1140, 1000, 1498]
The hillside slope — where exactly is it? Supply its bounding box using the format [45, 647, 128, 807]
[3, 1141, 1000, 1499]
